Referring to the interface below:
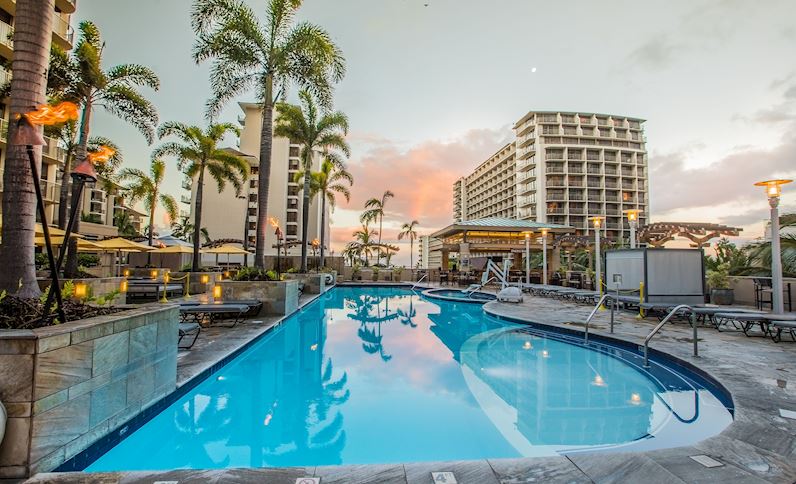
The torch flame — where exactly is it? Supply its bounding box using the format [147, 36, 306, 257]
[87, 145, 115, 163]
[268, 217, 280, 229]
[23, 101, 79, 126]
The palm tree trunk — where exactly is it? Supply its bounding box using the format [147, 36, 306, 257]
[57, 150, 74, 228]
[254, 74, 274, 269]
[377, 215, 383, 265]
[0, 0, 54, 296]
[192, 164, 206, 271]
[64, 102, 92, 278]
[319, 193, 327, 269]
[300, 153, 312, 273]
[147, 198, 156, 266]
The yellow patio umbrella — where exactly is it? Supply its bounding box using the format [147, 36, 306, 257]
[34, 236, 103, 251]
[95, 238, 155, 276]
[149, 245, 198, 254]
[0, 224, 77, 238]
[202, 244, 251, 267]
[94, 237, 155, 252]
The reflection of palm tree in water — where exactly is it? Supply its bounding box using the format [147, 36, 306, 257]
[346, 292, 402, 361]
[173, 395, 233, 469]
[397, 294, 418, 328]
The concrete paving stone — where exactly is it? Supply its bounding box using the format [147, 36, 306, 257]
[488, 456, 591, 484]
[314, 464, 407, 484]
[404, 459, 499, 484]
[567, 452, 686, 484]
[693, 435, 796, 483]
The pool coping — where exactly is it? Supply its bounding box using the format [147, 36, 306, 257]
[35, 286, 796, 483]
[421, 287, 497, 304]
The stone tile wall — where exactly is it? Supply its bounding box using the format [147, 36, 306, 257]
[217, 280, 299, 315]
[0, 305, 179, 478]
[284, 274, 327, 294]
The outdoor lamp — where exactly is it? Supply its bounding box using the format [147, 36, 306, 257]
[213, 285, 223, 300]
[200, 274, 210, 284]
[164, 272, 170, 284]
[523, 232, 531, 286]
[119, 280, 128, 293]
[123, 269, 130, 277]
[150, 269, 158, 279]
[74, 282, 88, 300]
[623, 209, 641, 249]
[540, 228, 549, 285]
[589, 217, 605, 301]
[755, 178, 792, 314]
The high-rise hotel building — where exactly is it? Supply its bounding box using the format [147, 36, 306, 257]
[453, 111, 648, 241]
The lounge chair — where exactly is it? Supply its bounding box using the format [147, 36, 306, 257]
[770, 320, 796, 342]
[180, 299, 263, 317]
[713, 312, 771, 335]
[178, 322, 201, 349]
[180, 304, 249, 327]
[127, 283, 183, 300]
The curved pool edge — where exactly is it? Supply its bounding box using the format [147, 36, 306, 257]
[421, 287, 497, 304]
[480, 301, 740, 439]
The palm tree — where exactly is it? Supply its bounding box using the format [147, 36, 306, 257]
[361, 190, 394, 265]
[0, 0, 55, 296]
[192, 0, 346, 270]
[274, 91, 349, 272]
[171, 215, 210, 244]
[113, 211, 140, 237]
[311, 160, 352, 268]
[119, 160, 179, 250]
[61, 21, 160, 277]
[154, 122, 248, 271]
[398, 220, 419, 270]
[352, 224, 379, 266]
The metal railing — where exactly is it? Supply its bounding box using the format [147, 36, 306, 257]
[584, 294, 611, 343]
[411, 273, 428, 290]
[643, 305, 696, 368]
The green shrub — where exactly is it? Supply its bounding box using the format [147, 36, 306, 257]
[78, 254, 100, 267]
[35, 253, 49, 270]
[707, 263, 730, 289]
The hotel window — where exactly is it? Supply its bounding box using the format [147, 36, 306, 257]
[249, 179, 257, 188]
[249, 194, 257, 202]
[289, 147, 300, 157]
[288, 198, 298, 208]
[287, 212, 298, 222]
[540, 114, 558, 123]
[286, 225, 298, 236]
[250, 167, 259, 175]
[248, 222, 256, 230]
[289, 160, 300, 170]
[248, 208, 257, 216]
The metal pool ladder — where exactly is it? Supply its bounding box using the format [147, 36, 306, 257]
[411, 273, 428, 291]
[643, 304, 696, 368]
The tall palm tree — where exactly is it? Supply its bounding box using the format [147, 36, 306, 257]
[309, 160, 352, 268]
[170, 215, 210, 245]
[113, 211, 140, 237]
[0, 0, 55, 295]
[61, 21, 160, 277]
[351, 223, 379, 267]
[274, 90, 350, 272]
[153, 122, 248, 271]
[398, 220, 419, 270]
[360, 190, 394, 265]
[192, 0, 346, 270]
[119, 160, 179, 249]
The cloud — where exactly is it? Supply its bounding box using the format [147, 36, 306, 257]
[627, 35, 682, 68]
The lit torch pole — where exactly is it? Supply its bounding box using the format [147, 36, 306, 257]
[41, 145, 112, 319]
[14, 102, 79, 324]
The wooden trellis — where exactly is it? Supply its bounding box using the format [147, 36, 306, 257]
[638, 222, 742, 248]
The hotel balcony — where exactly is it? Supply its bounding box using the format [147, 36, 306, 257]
[180, 194, 192, 205]
[516, 182, 535, 195]
[52, 14, 75, 49]
[516, 156, 535, 171]
[516, 170, 536, 183]
[516, 144, 535, 160]
[517, 207, 535, 219]
[517, 195, 534, 207]
[1, 118, 67, 164]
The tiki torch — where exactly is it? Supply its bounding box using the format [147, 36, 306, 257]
[270, 217, 282, 278]
[41, 143, 114, 319]
[13, 102, 78, 324]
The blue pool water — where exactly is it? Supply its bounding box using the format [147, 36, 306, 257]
[86, 286, 732, 471]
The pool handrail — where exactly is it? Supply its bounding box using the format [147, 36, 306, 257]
[643, 304, 696, 368]
[463, 277, 496, 297]
[411, 273, 428, 290]
[584, 294, 612, 344]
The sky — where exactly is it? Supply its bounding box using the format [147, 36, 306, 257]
[74, 0, 796, 265]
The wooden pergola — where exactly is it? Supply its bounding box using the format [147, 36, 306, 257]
[638, 222, 742, 248]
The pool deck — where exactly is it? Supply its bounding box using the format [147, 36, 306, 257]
[26, 284, 796, 484]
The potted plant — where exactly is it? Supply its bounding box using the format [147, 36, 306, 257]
[707, 263, 734, 305]
[352, 264, 361, 281]
[372, 266, 380, 282]
[393, 266, 403, 282]
[585, 268, 595, 290]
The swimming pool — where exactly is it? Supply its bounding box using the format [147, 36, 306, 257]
[83, 286, 732, 471]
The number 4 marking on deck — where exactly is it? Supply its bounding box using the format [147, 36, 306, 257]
[432, 471, 457, 483]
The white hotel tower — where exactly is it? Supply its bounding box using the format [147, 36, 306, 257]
[453, 111, 649, 241]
